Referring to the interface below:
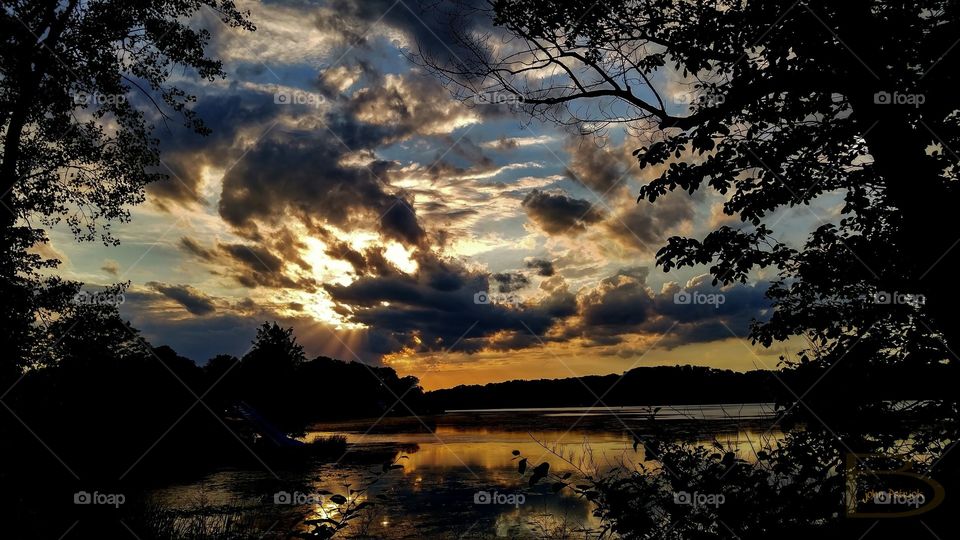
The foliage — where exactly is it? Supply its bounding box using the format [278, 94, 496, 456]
[424, 0, 960, 378]
[295, 455, 407, 539]
[0, 0, 254, 376]
[424, 4, 960, 533]
[512, 408, 953, 539]
[0, 0, 253, 241]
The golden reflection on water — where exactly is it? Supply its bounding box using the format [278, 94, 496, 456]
[306, 424, 783, 473]
[152, 408, 783, 539]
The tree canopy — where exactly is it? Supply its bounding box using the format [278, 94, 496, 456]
[0, 0, 253, 372]
[422, 0, 960, 376]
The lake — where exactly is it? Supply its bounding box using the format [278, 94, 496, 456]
[148, 404, 781, 539]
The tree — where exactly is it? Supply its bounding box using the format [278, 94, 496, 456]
[421, 1, 959, 535]
[421, 0, 960, 376]
[238, 322, 307, 428]
[242, 322, 307, 370]
[0, 0, 254, 371]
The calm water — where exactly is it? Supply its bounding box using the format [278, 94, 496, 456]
[149, 404, 780, 539]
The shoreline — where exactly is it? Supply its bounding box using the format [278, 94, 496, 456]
[308, 407, 780, 439]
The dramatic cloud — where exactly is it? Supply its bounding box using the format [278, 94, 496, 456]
[344, 71, 479, 136]
[179, 237, 319, 291]
[491, 271, 530, 293]
[525, 258, 555, 277]
[49, 0, 796, 378]
[564, 138, 634, 195]
[147, 282, 217, 316]
[324, 251, 576, 355]
[522, 189, 606, 235]
[563, 268, 770, 348]
[603, 191, 696, 253]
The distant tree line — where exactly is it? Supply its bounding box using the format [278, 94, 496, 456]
[425, 363, 955, 412]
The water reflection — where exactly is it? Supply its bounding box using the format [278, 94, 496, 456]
[150, 404, 781, 538]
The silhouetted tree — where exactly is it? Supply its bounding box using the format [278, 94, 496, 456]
[422, 0, 960, 374]
[423, 1, 959, 536]
[0, 0, 254, 373]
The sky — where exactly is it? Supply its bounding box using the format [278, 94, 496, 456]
[43, 0, 834, 389]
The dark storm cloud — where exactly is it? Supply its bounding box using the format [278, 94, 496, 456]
[325, 241, 402, 277]
[150, 69, 457, 245]
[525, 258, 555, 277]
[178, 237, 319, 291]
[492, 271, 530, 293]
[578, 269, 655, 330]
[148, 89, 282, 208]
[340, 68, 477, 138]
[605, 192, 697, 253]
[564, 139, 633, 195]
[146, 282, 217, 316]
[521, 189, 606, 235]
[179, 237, 216, 260]
[219, 242, 284, 273]
[217, 133, 426, 246]
[565, 268, 771, 347]
[324, 251, 577, 354]
[325, 240, 369, 274]
[322, 0, 494, 67]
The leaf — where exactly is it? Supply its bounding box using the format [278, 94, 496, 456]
[329, 494, 347, 505]
[518, 458, 527, 475]
[529, 462, 550, 486]
[512, 450, 521, 456]
[561, 472, 572, 479]
[552, 482, 565, 493]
